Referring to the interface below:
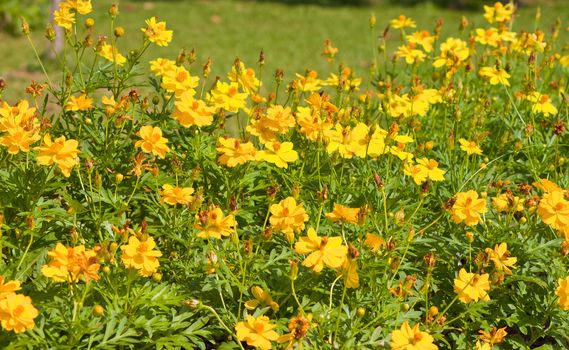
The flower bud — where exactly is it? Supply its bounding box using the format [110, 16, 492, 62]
[93, 304, 105, 316]
[114, 26, 125, 38]
[108, 4, 119, 18]
[85, 18, 95, 28]
[21, 18, 30, 35]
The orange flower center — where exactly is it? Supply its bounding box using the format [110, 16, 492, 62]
[14, 305, 25, 316]
[254, 321, 265, 333]
[138, 242, 149, 253]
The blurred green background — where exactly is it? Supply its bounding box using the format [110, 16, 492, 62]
[1, 0, 567, 100]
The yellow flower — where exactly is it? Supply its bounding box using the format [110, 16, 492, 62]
[97, 44, 127, 66]
[403, 162, 428, 185]
[295, 70, 322, 92]
[65, 94, 93, 111]
[556, 276, 569, 310]
[0, 277, 20, 300]
[61, 0, 92, 15]
[247, 105, 295, 144]
[277, 315, 311, 349]
[270, 197, 309, 242]
[135, 125, 170, 159]
[161, 66, 199, 97]
[35, 134, 80, 177]
[295, 107, 333, 141]
[235, 315, 279, 350]
[451, 190, 488, 226]
[244, 286, 279, 311]
[475, 341, 492, 350]
[479, 66, 510, 86]
[195, 206, 237, 239]
[41, 243, 100, 283]
[459, 138, 483, 156]
[533, 178, 562, 193]
[390, 15, 416, 29]
[339, 258, 359, 289]
[406, 31, 435, 52]
[454, 268, 490, 303]
[149, 58, 176, 77]
[492, 193, 523, 213]
[395, 44, 426, 65]
[475, 28, 501, 47]
[228, 61, 261, 94]
[416, 158, 445, 182]
[120, 236, 162, 277]
[173, 91, 215, 127]
[141, 17, 173, 47]
[0, 293, 38, 333]
[216, 137, 256, 167]
[391, 320, 437, 350]
[364, 233, 385, 253]
[485, 243, 517, 275]
[483, 2, 515, 23]
[294, 228, 347, 272]
[527, 92, 558, 117]
[325, 203, 360, 225]
[433, 38, 469, 68]
[538, 190, 569, 233]
[160, 184, 194, 205]
[0, 127, 40, 155]
[54, 7, 75, 30]
[210, 82, 248, 113]
[256, 142, 298, 169]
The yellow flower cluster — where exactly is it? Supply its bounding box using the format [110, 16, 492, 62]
[0, 277, 38, 333]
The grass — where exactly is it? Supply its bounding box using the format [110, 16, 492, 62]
[1, 0, 568, 101]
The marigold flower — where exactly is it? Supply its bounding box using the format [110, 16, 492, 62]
[41, 243, 100, 283]
[172, 91, 215, 128]
[256, 141, 298, 169]
[454, 268, 490, 303]
[294, 228, 347, 272]
[97, 44, 127, 66]
[390, 15, 416, 29]
[485, 243, 517, 275]
[141, 17, 173, 47]
[0, 293, 38, 333]
[120, 236, 162, 277]
[459, 138, 483, 155]
[65, 94, 93, 111]
[556, 276, 569, 310]
[244, 286, 279, 311]
[135, 125, 170, 158]
[390, 320, 437, 350]
[216, 137, 256, 167]
[325, 203, 360, 225]
[194, 206, 237, 239]
[269, 197, 309, 242]
[451, 190, 488, 226]
[35, 134, 80, 177]
[160, 184, 194, 205]
[235, 315, 279, 350]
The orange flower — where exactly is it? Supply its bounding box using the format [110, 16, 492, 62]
[0, 277, 20, 300]
[41, 243, 100, 283]
[120, 236, 162, 277]
[35, 134, 80, 177]
[538, 190, 569, 234]
[390, 320, 437, 350]
[325, 203, 360, 224]
[556, 276, 569, 310]
[194, 206, 237, 239]
[451, 190, 488, 226]
[479, 327, 508, 345]
[364, 233, 385, 253]
[269, 197, 309, 242]
[135, 125, 170, 159]
[485, 243, 517, 275]
[172, 91, 215, 128]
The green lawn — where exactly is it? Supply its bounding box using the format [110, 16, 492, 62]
[1, 0, 568, 100]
